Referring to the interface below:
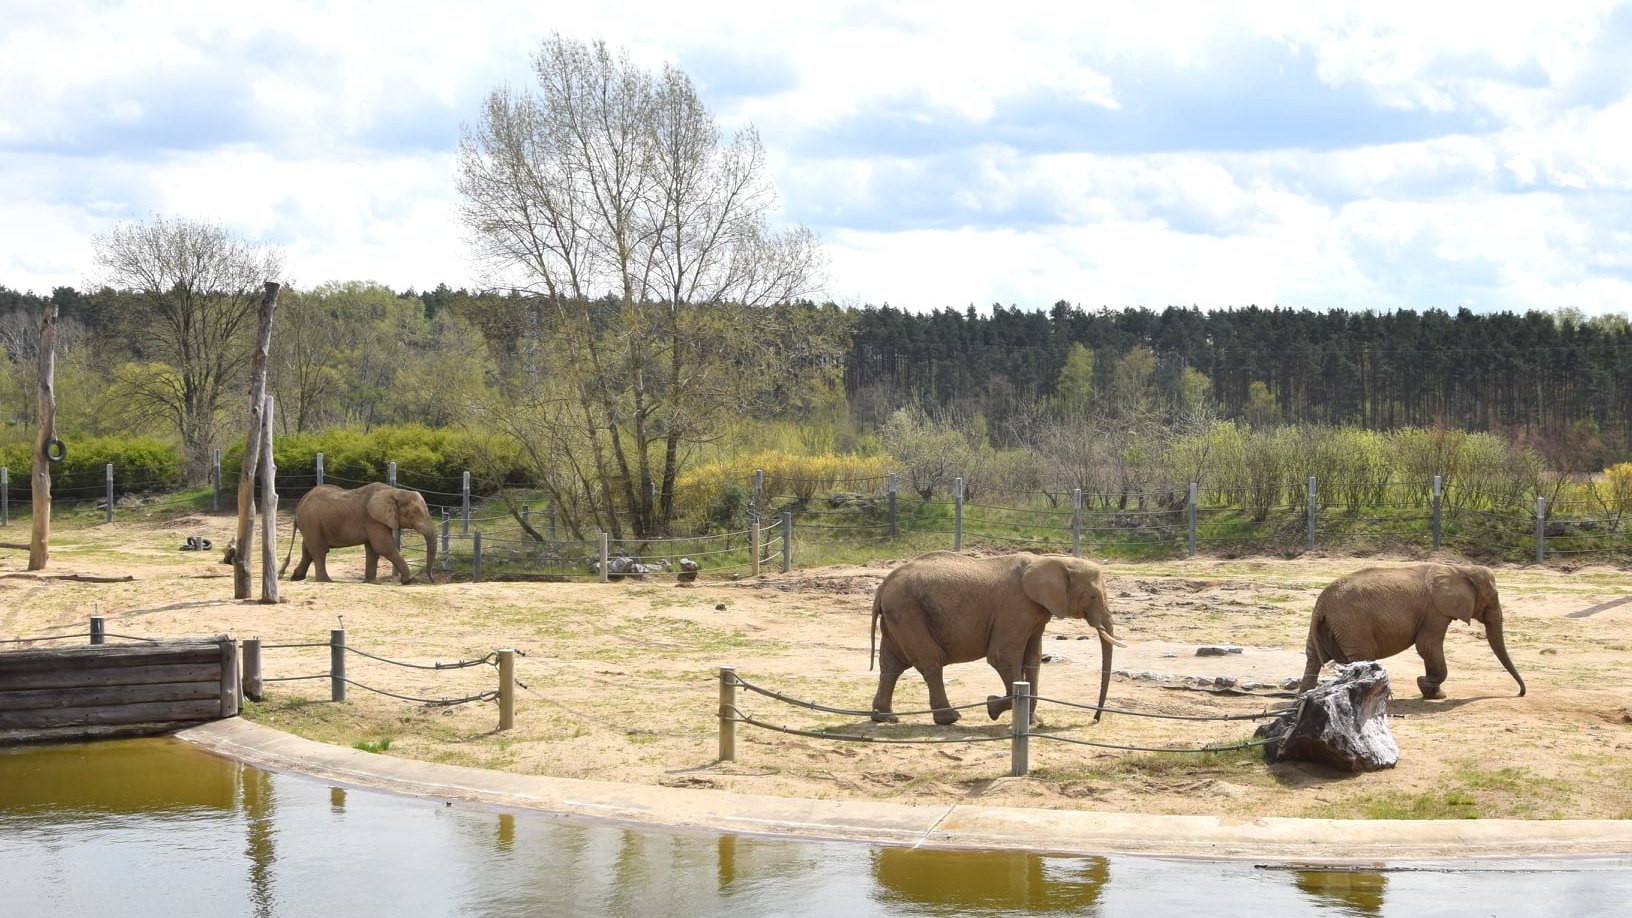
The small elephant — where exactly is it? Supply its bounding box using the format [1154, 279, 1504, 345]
[281, 483, 438, 584]
[1300, 562, 1524, 699]
[870, 551, 1123, 726]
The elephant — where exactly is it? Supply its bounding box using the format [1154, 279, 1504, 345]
[1299, 562, 1524, 699]
[281, 483, 438, 584]
[869, 551, 1123, 726]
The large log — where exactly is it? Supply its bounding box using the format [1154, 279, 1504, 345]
[0, 681, 223, 712]
[0, 698, 224, 729]
[1254, 661, 1399, 772]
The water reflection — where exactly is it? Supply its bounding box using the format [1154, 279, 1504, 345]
[872, 848, 1108, 914]
[2, 739, 1630, 917]
[1294, 869, 1386, 916]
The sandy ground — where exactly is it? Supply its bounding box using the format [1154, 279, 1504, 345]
[5, 511, 1631, 822]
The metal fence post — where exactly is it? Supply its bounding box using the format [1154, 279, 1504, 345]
[243, 637, 263, 702]
[548, 502, 557, 541]
[1536, 497, 1547, 565]
[1188, 482, 1198, 558]
[750, 515, 761, 577]
[497, 648, 515, 731]
[599, 532, 609, 583]
[2, 466, 9, 526]
[781, 511, 792, 573]
[89, 615, 105, 645]
[473, 530, 483, 583]
[440, 510, 450, 554]
[718, 666, 737, 762]
[886, 473, 898, 539]
[1010, 680, 1031, 777]
[1432, 475, 1443, 552]
[315, 452, 324, 486]
[953, 477, 964, 551]
[1306, 476, 1317, 552]
[330, 628, 346, 702]
[462, 471, 471, 534]
[388, 461, 397, 488]
[212, 449, 221, 512]
[1071, 488, 1083, 557]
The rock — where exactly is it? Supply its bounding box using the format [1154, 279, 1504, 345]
[1212, 675, 1237, 688]
[715, 603, 727, 611]
[1161, 652, 1177, 658]
[1254, 662, 1398, 772]
[1195, 645, 1243, 656]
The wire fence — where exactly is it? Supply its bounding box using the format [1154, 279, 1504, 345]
[716, 668, 1296, 776]
[5, 457, 1628, 582]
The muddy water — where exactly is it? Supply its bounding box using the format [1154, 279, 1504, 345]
[1, 739, 1627, 916]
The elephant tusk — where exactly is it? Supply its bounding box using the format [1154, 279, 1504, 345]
[1096, 626, 1127, 648]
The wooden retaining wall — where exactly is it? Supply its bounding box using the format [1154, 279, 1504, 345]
[0, 637, 240, 745]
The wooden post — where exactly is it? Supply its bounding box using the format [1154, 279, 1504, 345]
[462, 471, 471, 534]
[212, 449, 221, 512]
[330, 628, 346, 702]
[89, 615, 105, 645]
[259, 397, 279, 604]
[953, 477, 964, 551]
[886, 472, 897, 539]
[497, 648, 515, 731]
[2, 466, 8, 526]
[718, 666, 737, 762]
[1071, 488, 1083, 557]
[234, 282, 279, 599]
[598, 531, 609, 583]
[105, 463, 114, 523]
[243, 637, 264, 702]
[1010, 681, 1031, 777]
[1188, 482, 1199, 558]
[473, 530, 483, 583]
[781, 511, 792, 573]
[315, 452, 324, 486]
[219, 636, 241, 717]
[1306, 476, 1317, 552]
[1432, 475, 1443, 552]
[28, 300, 57, 570]
[749, 517, 761, 577]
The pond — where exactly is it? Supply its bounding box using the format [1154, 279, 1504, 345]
[2, 739, 1628, 917]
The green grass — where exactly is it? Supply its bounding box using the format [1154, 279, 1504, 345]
[353, 736, 393, 753]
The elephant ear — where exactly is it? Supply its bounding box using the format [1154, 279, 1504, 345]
[367, 487, 401, 530]
[1428, 564, 1476, 623]
[1021, 558, 1071, 618]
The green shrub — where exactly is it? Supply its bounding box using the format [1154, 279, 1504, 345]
[0, 435, 182, 495]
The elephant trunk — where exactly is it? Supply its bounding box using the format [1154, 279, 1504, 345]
[417, 521, 438, 583]
[1094, 625, 1115, 722]
[1485, 602, 1525, 697]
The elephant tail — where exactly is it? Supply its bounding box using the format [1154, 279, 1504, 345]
[279, 517, 299, 576]
[869, 592, 881, 672]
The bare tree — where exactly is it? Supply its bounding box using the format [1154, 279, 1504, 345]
[457, 34, 825, 537]
[92, 216, 283, 481]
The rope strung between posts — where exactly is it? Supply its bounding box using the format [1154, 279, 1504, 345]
[0, 632, 159, 645]
[512, 670, 711, 739]
[337, 678, 499, 706]
[722, 706, 1010, 745]
[1036, 695, 1296, 721]
[341, 646, 499, 670]
[1029, 732, 1277, 754]
[732, 672, 993, 718]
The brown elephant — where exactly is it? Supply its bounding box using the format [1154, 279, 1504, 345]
[1299, 562, 1524, 698]
[281, 483, 438, 584]
[870, 551, 1122, 726]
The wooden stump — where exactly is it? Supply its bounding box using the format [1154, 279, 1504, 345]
[1255, 661, 1399, 772]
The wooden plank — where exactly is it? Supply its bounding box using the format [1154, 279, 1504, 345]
[0, 681, 222, 712]
[219, 637, 240, 717]
[0, 662, 220, 692]
[0, 698, 223, 729]
[0, 643, 222, 673]
[0, 721, 208, 745]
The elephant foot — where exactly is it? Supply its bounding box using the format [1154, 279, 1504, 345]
[986, 695, 1012, 721]
[870, 710, 899, 724]
[1416, 677, 1446, 699]
[932, 708, 961, 726]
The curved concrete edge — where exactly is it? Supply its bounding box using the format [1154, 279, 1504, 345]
[176, 719, 1632, 864]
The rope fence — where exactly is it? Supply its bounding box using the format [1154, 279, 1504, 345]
[716, 667, 1296, 777]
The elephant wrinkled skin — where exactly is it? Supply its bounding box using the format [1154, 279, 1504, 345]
[282, 483, 438, 585]
[870, 551, 1121, 726]
[1299, 562, 1524, 699]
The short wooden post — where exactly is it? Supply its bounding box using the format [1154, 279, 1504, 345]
[1431, 475, 1443, 552]
[89, 615, 105, 645]
[212, 449, 221, 512]
[1010, 680, 1031, 777]
[2, 466, 8, 525]
[219, 636, 241, 717]
[598, 531, 609, 583]
[497, 648, 515, 731]
[781, 511, 792, 573]
[473, 530, 484, 583]
[1306, 476, 1317, 552]
[1536, 497, 1547, 565]
[462, 471, 471, 534]
[953, 477, 964, 551]
[243, 637, 264, 702]
[886, 472, 898, 539]
[315, 452, 324, 486]
[330, 628, 347, 702]
[749, 517, 761, 577]
[1187, 482, 1198, 558]
[105, 463, 114, 523]
[1071, 488, 1083, 557]
[718, 666, 737, 762]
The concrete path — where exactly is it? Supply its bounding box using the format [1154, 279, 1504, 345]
[178, 719, 1632, 864]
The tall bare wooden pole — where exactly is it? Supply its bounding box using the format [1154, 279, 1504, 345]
[27, 301, 58, 570]
[259, 395, 279, 604]
[234, 282, 279, 599]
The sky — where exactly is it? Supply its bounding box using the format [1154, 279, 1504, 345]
[3, 0, 1631, 315]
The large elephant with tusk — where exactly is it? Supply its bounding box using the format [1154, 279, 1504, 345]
[869, 551, 1122, 726]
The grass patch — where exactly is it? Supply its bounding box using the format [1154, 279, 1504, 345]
[353, 736, 393, 753]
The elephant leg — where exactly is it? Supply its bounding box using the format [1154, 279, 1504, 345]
[1415, 637, 1450, 699]
[922, 664, 960, 725]
[290, 549, 312, 582]
[311, 549, 333, 583]
[871, 639, 906, 723]
[985, 631, 1041, 722]
[364, 545, 380, 583]
[1299, 654, 1324, 693]
[369, 531, 412, 584]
